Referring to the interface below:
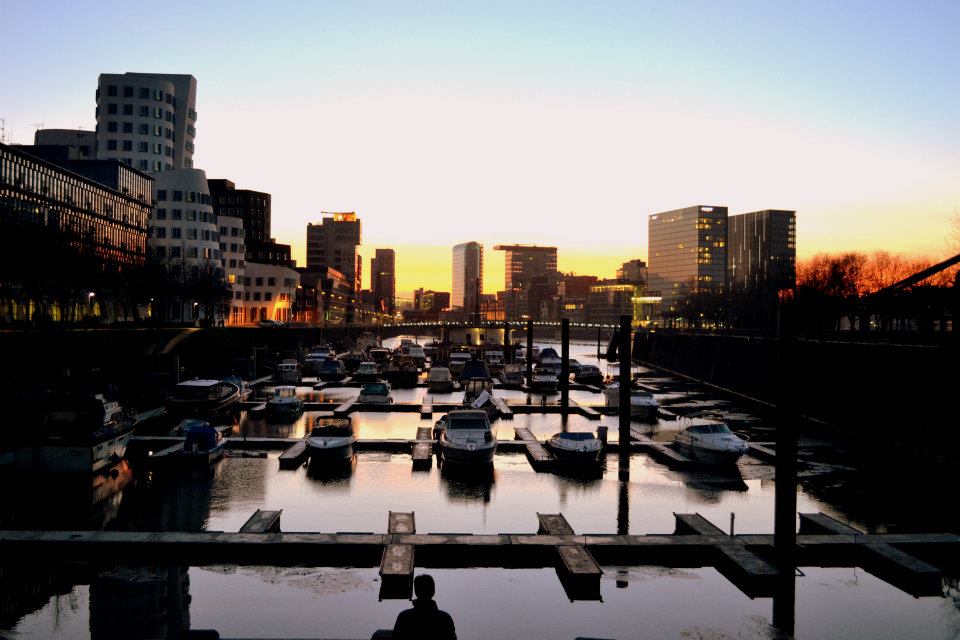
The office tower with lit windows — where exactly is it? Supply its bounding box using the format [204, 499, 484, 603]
[371, 248, 396, 314]
[493, 244, 558, 320]
[306, 212, 362, 293]
[647, 205, 728, 319]
[94, 73, 198, 173]
[452, 241, 483, 315]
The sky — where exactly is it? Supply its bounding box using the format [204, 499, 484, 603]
[2, 0, 958, 296]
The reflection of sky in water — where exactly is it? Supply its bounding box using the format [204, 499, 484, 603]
[13, 565, 959, 640]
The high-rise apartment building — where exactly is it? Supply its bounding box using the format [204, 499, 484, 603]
[727, 210, 796, 293]
[370, 248, 396, 315]
[648, 205, 728, 320]
[452, 241, 483, 315]
[306, 212, 362, 293]
[94, 73, 198, 173]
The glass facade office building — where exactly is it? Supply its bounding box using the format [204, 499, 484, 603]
[647, 205, 728, 318]
[452, 241, 483, 313]
[727, 209, 796, 293]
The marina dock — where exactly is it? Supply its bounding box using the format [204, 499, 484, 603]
[278, 441, 309, 469]
[411, 428, 434, 470]
[2, 511, 953, 600]
[629, 428, 694, 467]
[514, 426, 556, 471]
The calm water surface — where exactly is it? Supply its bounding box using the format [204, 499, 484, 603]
[3, 337, 958, 639]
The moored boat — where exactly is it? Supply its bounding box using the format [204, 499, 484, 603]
[266, 385, 304, 418]
[427, 366, 455, 393]
[530, 365, 559, 393]
[306, 418, 356, 461]
[178, 419, 226, 465]
[500, 364, 526, 386]
[15, 393, 134, 474]
[573, 364, 604, 387]
[546, 431, 603, 465]
[438, 410, 497, 466]
[604, 383, 659, 420]
[166, 379, 240, 420]
[357, 382, 392, 404]
[672, 418, 749, 465]
[353, 361, 380, 382]
[275, 359, 302, 384]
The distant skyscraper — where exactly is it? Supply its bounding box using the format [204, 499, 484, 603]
[306, 212, 362, 293]
[647, 205, 728, 320]
[371, 248, 396, 314]
[493, 244, 558, 319]
[727, 210, 797, 293]
[95, 73, 198, 172]
[452, 241, 483, 315]
[616, 259, 648, 284]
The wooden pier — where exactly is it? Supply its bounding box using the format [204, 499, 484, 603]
[380, 512, 416, 598]
[514, 426, 556, 471]
[278, 441, 309, 469]
[629, 428, 694, 467]
[239, 509, 282, 533]
[747, 442, 777, 461]
[420, 398, 432, 419]
[538, 513, 602, 600]
[4, 511, 954, 600]
[412, 427, 434, 470]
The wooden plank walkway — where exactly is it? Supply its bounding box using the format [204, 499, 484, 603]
[420, 398, 433, 419]
[412, 428, 434, 470]
[278, 441, 309, 469]
[747, 442, 776, 461]
[381, 512, 416, 599]
[630, 428, 694, 467]
[514, 427, 556, 471]
[673, 513, 778, 594]
[798, 512, 942, 596]
[239, 510, 282, 533]
[535, 513, 601, 600]
[3, 511, 956, 599]
[567, 399, 602, 420]
[333, 398, 356, 417]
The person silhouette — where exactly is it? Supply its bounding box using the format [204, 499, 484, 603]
[392, 574, 457, 640]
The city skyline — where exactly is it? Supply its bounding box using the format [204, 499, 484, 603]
[2, 1, 958, 296]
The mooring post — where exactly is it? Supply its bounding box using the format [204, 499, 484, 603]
[618, 314, 631, 482]
[560, 318, 570, 411]
[526, 319, 534, 385]
[502, 321, 511, 364]
[773, 298, 797, 635]
[597, 326, 602, 361]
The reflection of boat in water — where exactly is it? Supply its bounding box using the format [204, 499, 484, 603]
[15, 393, 134, 474]
[604, 383, 659, 420]
[438, 410, 497, 466]
[440, 461, 495, 503]
[306, 417, 356, 461]
[673, 417, 748, 465]
[546, 432, 603, 465]
[266, 385, 304, 419]
[307, 452, 357, 482]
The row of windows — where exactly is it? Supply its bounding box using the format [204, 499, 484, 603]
[107, 157, 171, 172]
[103, 85, 176, 105]
[218, 225, 246, 238]
[150, 245, 219, 260]
[103, 121, 175, 139]
[219, 242, 245, 253]
[156, 190, 210, 204]
[1, 148, 151, 225]
[106, 139, 174, 157]
[153, 208, 214, 223]
[103, 103, 174, 121]
[150, 226, 218, 242]
[215, 195, 268, 207]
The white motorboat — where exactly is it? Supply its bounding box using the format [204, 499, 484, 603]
[438, 410, 497, 465]
[427, 366, 454, 393]
[306, 418, 356, 461]
[266, 385, 304, 418]
[604, 383, 659, 420]
[672, 418, 749, 465]
[546, 431, 603, 465]
[16, 393, 134, 474]
[357, 382, 392, 404]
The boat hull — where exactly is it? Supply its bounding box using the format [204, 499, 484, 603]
[440, 442, 496, 465]
[546, 442, 602, 465]
[530, 380, 558, 394]
[306, 441, 355, 461]
[673, 442, 745, 465]
[16, 430, 132, 474]
[166, 387, 240, 421]
[428, 381, 454, 393]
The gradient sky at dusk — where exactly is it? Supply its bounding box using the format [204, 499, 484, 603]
[2, 1, 958, 296]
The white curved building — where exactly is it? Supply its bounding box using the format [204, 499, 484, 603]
[95, 73, 197, 172]
[150, 169, 221, 323]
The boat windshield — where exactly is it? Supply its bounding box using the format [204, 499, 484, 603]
[557, 432, 595, 441]
[447, 416, 490, 430]
[361, 383, 388, 395]
[689, 424, 731, 434]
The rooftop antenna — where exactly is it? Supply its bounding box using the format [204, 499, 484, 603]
[0, 119, 6, 144]
[31, 122, 45, 131]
